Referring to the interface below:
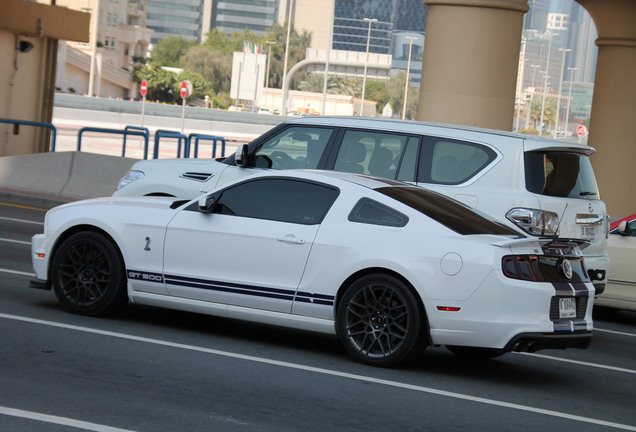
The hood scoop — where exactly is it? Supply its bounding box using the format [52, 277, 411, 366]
[180, 172, 214, 182]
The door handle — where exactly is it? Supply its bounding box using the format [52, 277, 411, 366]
[277, 234, 305, 245]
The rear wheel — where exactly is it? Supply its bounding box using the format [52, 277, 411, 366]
[51, 231, 127, 316]
[336, 274, 424, 367]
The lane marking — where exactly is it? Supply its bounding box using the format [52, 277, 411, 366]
[595, 328, 636, 338]
[0, 268, 35, 277]
[0, 406, 139, 432]
[0, 237, 31, 245]
[1, 313, 635, 431]
[519, 352, 636, 375]
[0, 202, 48, 212]
[0, 216, 44, 225]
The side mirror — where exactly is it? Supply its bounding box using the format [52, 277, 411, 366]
[235, 144, 249, 167]
[198, 195, 216, 213]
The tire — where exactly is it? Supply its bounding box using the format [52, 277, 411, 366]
[446, 346, 505, 359]
[51, 231, 127, 316]
[336, 274, 424, 367]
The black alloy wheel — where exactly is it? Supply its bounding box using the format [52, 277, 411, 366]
[51, 231, 127, 316]
[337, 274, 424, 367]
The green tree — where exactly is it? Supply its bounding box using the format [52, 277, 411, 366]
[135, 61, 179, 102]
[365, 81, 389, 113]
[386, 72, 419, 119]
[261, 22, 312, 90]
[178, 70, 212, 100]
[180, 46, 231, 94]
[529, 97, 558, 134]
[152, 37, 196, 67]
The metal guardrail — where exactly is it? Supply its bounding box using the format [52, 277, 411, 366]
[0, 118, 57, 151]
[153, 130, 188, 159]
[187, 133, 227, 158]
[121, 126, 150, 159]
[77, 126, 151, 159]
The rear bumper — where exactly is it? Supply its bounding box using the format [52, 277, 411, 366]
[504, 331, 592, 352]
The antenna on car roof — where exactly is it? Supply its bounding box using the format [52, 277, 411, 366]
[552, 203, 568, 240]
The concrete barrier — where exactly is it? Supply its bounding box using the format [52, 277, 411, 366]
[0, 151, 136, 201]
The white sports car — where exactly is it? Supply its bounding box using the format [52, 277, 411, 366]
[32, 170, 594, 366]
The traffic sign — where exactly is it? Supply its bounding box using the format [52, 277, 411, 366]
[576, 125, 588, 137]
[180, 80, 192, 99]
[140, 80, 147, 97]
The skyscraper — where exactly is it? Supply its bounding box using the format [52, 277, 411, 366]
[147, 0, 210, 44]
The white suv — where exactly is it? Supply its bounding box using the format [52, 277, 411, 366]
[115, 117, 609, 292]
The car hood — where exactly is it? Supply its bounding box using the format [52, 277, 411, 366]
[48, 196, 183, 215]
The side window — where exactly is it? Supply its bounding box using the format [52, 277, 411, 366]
[253, 127, 333, 170]
[421, 138, 496, 185]
[213, 178, 339, 225]
[334, 130, 418, 181]
[348, 198, 409, 227]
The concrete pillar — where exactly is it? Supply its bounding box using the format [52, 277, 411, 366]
[418, 0, 528, 129]
[576, 0, 636, 217]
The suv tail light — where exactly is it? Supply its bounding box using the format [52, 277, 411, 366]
[506, 208, 559, 236]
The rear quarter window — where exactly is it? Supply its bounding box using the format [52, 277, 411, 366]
[419, 138, 497, 185]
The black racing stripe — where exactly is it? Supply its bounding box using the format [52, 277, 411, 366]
[295, 291, 335, 301]
[553, 282, 575, 296]
[294, 297, 334, 306]
[165, 274, 295, 297]
[550, 280, 592, 333]
[166, 279, 295, 301]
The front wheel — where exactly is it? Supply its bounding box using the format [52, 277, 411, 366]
[336, 274, 425, 367]
[51, 231, 127, 316]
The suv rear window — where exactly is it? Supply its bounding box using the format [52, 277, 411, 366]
[525, 151, 600, 199]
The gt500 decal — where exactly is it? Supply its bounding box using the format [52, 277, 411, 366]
[128, 270, 163, 283]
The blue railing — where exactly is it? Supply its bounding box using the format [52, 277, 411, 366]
[77, 126, 151, 159]
[153, 130, 188, 159]
[121, 126, 150, 159]
[187, 133, 227, 158]
[4, 117, 228, 160]
[0, 118, 57, 151]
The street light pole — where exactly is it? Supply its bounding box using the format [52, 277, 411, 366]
[539, 31, 553, 135]
[564, 67, 578, 137]
[554, 48, 570, 138]
[359, 17, 377, 117]
[264, 41, 276, 89]
[281, 0, 294, 115]
[401, 36, 416, 120]
[88, 0, 101, 97]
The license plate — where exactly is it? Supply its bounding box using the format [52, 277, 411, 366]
[581, 225, 596, 240]
[559, 298, 577, 319]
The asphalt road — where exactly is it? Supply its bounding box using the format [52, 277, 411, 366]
[1, 194, 635, 432]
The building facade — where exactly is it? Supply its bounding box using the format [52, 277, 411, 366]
[53, 0, 152, 99]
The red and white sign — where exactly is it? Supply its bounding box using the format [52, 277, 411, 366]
[180, 80, 192, 99]
[576, 125, 588, 137]
[140, 80, 148, 97]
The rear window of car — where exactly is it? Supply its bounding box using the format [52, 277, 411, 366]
[524, 151, 600, 199]
[376, 186, 519, 235]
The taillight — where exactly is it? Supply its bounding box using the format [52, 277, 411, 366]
[506, 208, 559, 236]
[503, 255, 589, 282]
[502, 256, 545, 281]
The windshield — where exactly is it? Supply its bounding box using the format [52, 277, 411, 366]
[524, 151, 600, 198]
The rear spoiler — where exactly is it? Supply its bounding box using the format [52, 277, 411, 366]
[493, 237, 591, 250]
